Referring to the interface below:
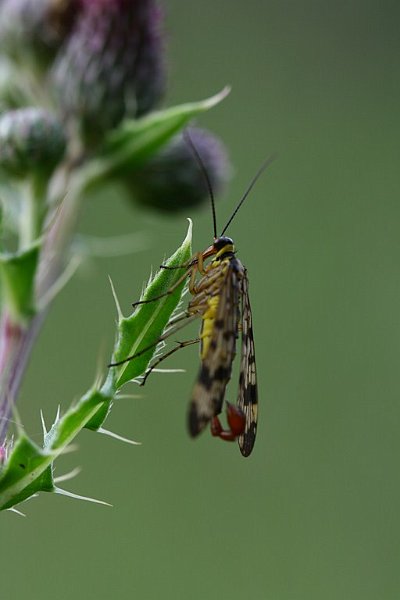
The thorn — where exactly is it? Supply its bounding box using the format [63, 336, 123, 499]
[55, 487, 112, 507]
[40, 410, 48, 437]
[115, 393, 143, 400]
[54, 466, 82, 483]
[97, 427, 141, 446]
[38, 255, 82, 310]
[150, 368, 185, 374]
[108, 276, 123, 321]
[8, 507, 26, 517]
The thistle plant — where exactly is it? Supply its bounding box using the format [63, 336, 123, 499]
[0, 0, 230, 513]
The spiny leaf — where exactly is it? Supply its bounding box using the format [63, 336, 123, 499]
[111, 219, 192, 388]
[82, 88, 230, 188]
[0, 221, 193, 511]
[0, 388, 111, 511]
[0, 435, 55, 510]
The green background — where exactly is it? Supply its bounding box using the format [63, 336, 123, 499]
[2, 1, 400, 598]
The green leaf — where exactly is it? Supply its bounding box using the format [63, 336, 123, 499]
[50, 388, 113, 448]
[0, 222, 193, 511]
[82, 87, 230, 189]
[111, 219, 193, 388]
[0, 387, 111, 511]
[0, 240, 40, 319]
[84, 396, 111, 431]
[0, 435, 55, 510]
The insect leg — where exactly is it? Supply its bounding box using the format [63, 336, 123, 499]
[210, 402, 246, 442]
[160, 264, 189, 270]
[108, 313, 199, 367]
[132, 268, 192, 308]
[141, 338, 200, 386]
[160, 252, 200, 271]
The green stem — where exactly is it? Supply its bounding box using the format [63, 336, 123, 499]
[0, 167, 83, 443]
[19, 176, 47, 251]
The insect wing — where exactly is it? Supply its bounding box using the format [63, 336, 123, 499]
[188, 262, 240, 436]
[237, 271, 258, 457]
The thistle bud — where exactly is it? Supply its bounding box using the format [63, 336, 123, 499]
[0, 0, 79, 71]
[0, 108, 67, 179]
[52, 0, 165, 146]
[0, 443, 6, 466]
[127, 127, 230, 212]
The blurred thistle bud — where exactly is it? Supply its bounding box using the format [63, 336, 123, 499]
[0, 107, 67, 179]
[0, 443, 6, 466]
[52, 0, 165, 146]
[127, 127, 231, 212]
[0, 438, 13, 468]
[0, 0, 79, 71]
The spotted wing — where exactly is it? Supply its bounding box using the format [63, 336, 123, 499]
[188, 261, 240, 437]
[237, 270, 258, 457]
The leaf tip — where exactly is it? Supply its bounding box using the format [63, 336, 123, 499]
[185, 218, 193, 245]
[204, 86, 231, 109]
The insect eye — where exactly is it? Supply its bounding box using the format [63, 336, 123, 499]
[214, 236, 233, 251]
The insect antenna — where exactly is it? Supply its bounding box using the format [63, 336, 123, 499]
[220, 154, 276, 236]
[183, 128, 218, 238]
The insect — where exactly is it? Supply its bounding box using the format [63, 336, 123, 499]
[111, 136, 273, 457]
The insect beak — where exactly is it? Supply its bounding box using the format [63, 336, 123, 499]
[202, 244, 217, 260]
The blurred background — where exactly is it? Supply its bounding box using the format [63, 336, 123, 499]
[2, 0, 400, 598]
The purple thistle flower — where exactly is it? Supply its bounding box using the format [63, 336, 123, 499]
[127, 127, 231, 212]
[52, 0, 166, 146]
[0, 0, 80, 69]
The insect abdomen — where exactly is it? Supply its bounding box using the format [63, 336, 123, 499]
[200, 295, 220, 358]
